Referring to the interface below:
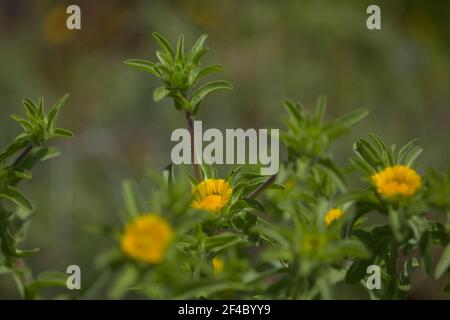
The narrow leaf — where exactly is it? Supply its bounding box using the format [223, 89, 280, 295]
[152, 32, 174, 58]
[124, 59, 158, 76]
[190, 80, 233, 108]
[435, 244, 450, 279]
[153, 86, 171, 102]
[0, 186, 34, 212]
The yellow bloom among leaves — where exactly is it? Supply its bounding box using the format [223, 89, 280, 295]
[212, 257, 224, 275]
[120, 214, 174, 264]
[371, 165, 421, 198]
[192, 179, 233, 213]
[324, 208, 344, 226]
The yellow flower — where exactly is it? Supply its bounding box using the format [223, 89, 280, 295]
[120, 214, 174, 264]
[42, 5, 76, 44]
[212, 257, 224, 275]
[372, 165, 421, 198]
[324, 208, 344, 226]
[192, 179, 232, 213]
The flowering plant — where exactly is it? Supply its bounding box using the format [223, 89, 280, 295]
[81, 33, 449, 300]
[2, 33, 449, 300]
[0, 95, 73, 299]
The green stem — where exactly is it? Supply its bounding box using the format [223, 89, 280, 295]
[386, 241, 399, 299]
[185, 111, 202, 181]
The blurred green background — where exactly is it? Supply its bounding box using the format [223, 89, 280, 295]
[0, 0, 449, 298]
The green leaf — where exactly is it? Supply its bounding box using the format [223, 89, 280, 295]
[25, 271, 68, 299]
[369, 133, 387, 153]
[345, 260, 372, 284]
[335, 239, 370, 259]
[315, 95, 326, 124]
[325, 109, 369, 139]
[174, 280, 245, 299]
[14, 168, 32, 180]
[435, 244, 450, 279]
[0, 266, 13, 275]
[153, 86, 171, 102]
[37, 96, 44, 118]
[152, 32, 175, 58]
[204, 233, 246, 253]
[41, 147, 61, 161]
[397, 139, 419, 164]
[54, 128, 74, 138]
[191, 47, 209, 66]
[175, 34, 185, 62]
[23, 98, 37, 116]
[187, 34, 208, 62]
[404, 146, 423, 167]
[195, 64, 224, 81]
[47, 94, 69, 130]
[108, 264, 138, 299]
[121, 180, 140, 219]
[124, 59, 158, 76]
[190, 80, 233, 109]
[0, 186, 34, 212]
[267, 183, 285, 190]
[242, 198, 265, 211]
[419, 231, 433, 276]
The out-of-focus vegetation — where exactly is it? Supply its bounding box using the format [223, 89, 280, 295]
[0, 0, 449, 298]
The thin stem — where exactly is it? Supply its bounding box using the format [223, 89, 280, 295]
[185, 111, 202, 181]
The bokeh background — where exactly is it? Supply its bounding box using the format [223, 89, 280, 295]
[0, 0, 449, 298]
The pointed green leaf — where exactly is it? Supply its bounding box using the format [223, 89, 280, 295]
[435, 244, 450, 279]
[23, 98, 37, 116]
[0, 186, 34, 212]
[190, 80, 233, 108]
[192, 47, 209, 65]
[54, 128, 74, 138]
[195, 64, 224, 81]
[38, 96, 44, 118]
[315, 95, 326, 124]
[152, 32, 174, 58]
[187, 34, 208, 61]
[122, 180, 140, 219]
[153, 86, 171, 102]
[124, 59, 158, 76]
[175, 34, 185, 61]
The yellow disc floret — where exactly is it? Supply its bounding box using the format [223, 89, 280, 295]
[212, 257, 224, 275]
[192, 179, 233, 213]
[120, 214, 174, 264]
[324, 208, 344, 226]
[371, 165, 421, 198]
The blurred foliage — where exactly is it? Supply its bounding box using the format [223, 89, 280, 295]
[0, 0, 449, 298]
[0, 95, 72, 299]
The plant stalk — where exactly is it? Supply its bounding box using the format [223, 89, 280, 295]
[185, 111, 202, 181]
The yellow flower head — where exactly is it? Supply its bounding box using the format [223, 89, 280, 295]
[191, 179, 233, 213]
[324, 208, 344, 226]
[120, 214, 174, 264]
[371, 165, 421, 198]
[42, 5, 75, 44]
[212, 257, 224, 275]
